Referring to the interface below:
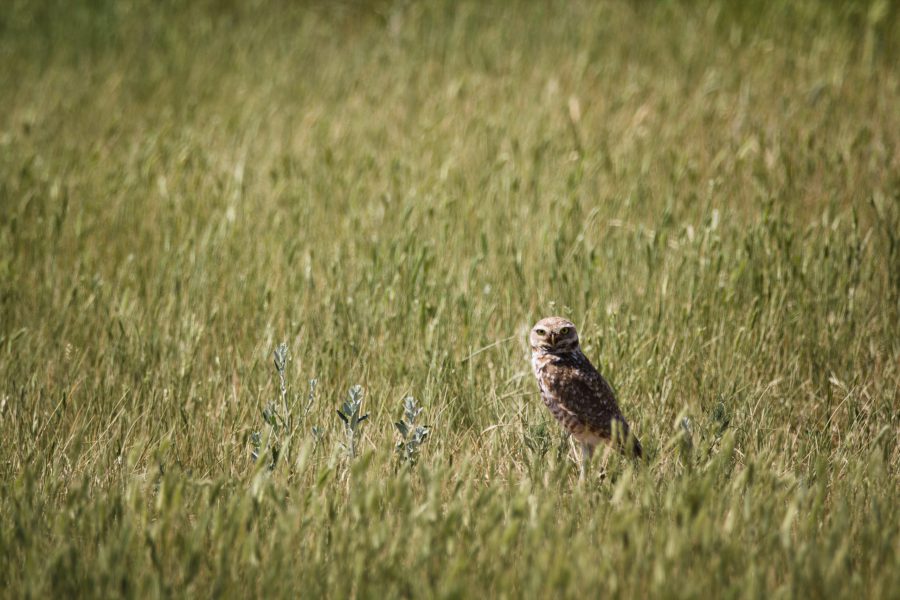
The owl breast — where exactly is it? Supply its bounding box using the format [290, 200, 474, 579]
[531, 349, 620, 447]
[532, 353, 591, 438]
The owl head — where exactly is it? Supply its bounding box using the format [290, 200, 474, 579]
[530, 316, 580, 353]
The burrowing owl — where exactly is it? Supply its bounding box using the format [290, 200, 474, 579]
[530, 316, 642, 471]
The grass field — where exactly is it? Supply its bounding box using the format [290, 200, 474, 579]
[2, 0, 899, 597]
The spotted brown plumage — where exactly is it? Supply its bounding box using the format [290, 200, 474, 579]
[529, 316, 642, 467]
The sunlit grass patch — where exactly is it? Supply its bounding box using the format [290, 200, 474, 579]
[1, 0, 898, 597]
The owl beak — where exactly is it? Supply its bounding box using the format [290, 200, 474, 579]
[548, 332, 557, 345]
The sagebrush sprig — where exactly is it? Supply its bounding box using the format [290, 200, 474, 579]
[274, 343, 290, 426]
[336, 385, 368, 458]
[251, 343, 316, 470]
[395, 396, 429, 466]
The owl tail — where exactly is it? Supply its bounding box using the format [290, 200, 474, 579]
[629, 436, 643, 460]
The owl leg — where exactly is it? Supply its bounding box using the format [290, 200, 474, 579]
[579, 442, 594, 481]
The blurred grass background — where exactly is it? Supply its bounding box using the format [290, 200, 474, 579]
[1, 0, 898, 597]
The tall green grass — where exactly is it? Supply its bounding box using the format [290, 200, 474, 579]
[1, 0, 898, 597]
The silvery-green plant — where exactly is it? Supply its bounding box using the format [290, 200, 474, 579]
[306, 378, 318, 416]
[274, 343, 289, 415]
[394, 396, 429, 466]
[336, 385, 368, 458]
[251, 343, 317, 470]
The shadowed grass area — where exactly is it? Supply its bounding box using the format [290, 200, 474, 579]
[1, 0, 898, 597]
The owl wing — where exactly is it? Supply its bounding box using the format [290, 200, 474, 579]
[561, 367, 622, 434]
[566, 356, 643, 456]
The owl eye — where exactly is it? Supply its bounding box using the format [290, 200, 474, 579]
[535, 328, 547, 336]
[559, 327, 571, 336]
